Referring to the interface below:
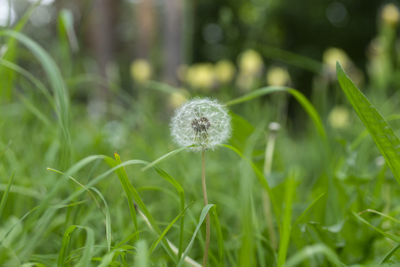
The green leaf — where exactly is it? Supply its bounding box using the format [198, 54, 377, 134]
[149, 204, 190, 254]
[177, 204, 215, 267]
[57, 225, 95, 267]
[0, 173, 14, 221]
[285, 244, 345, 267]
[0, 30, 70, 149]
[353, 212, 400, 243]
[153, 167, 186, 256]
[106, 153, 177, 263]
[141, 146, 188, 171]
[336, 62, 400, 185]
[0, 1, 40, 100]
[277, 172, 297, 267]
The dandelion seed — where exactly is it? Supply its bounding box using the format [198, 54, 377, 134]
[170, 98, 231, 151]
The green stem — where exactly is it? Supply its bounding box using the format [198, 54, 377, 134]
[263, 123, 279, 250]
[201, 150, 210, 267]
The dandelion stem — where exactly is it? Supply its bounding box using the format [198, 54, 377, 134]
[201, 149, 210, 267]
[263, 122, 280, 250]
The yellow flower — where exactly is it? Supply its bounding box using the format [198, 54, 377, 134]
[168, 89, 189, 109]
[381, 3, 400, 26]
[130, 59, 152, 83]
[214, 60, 236, 84]
[186, 63, 215, 91]
[266, 67, 290, 86]
[238, 49, 263, 75]
[323, 47, 350, 72]
[328, 106, 350, 129]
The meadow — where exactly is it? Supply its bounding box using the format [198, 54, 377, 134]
[2, 1, 400, 267]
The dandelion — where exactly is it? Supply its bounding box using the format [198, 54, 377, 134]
[185, 64, 215, 91]
[238, 49, 263, 75]
[170, 98, 231, 151]
[323, 47, 350, 73]
[266, 66, 290, 86]
[214, 60, 236, 84]
[381, 3, 400, 26]
[168, 89, 189, 109]
[130, 59, 152, 83]
[170, 98, 231, 267]
[328, 106, 350, 129]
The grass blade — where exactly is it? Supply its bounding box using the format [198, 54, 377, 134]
[353, 212, 400, 242]
[0, 30, 71, 159]
[337, 62, 400, 185]
[225, 86, 326, 139]
[149, 204, 190, 254]
[58, 225, 77, 267]
[153, 167, 186, 257]
[380, 243, 400, 264]
[293, 192, 326, 227]
[285, 244, 346, 267]
[0, 173, 14, 221]
[106, 153, 177, 263]
[105, 153, 138, 233]
[258, 45, 323, 74]
[220, 144, 280, 221]
[141, 146, 188, 171]
[177, 204, 214, 267]
[277, 172, 297, 267]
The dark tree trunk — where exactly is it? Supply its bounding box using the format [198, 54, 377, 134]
[162, 0, 183, 85]
[88, 0, 118, 101]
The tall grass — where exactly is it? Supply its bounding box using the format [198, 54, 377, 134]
[3, 4, 400, 267]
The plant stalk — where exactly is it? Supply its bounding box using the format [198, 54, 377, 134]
[263, 122, 280, 250]
[201, 149, 210, 267]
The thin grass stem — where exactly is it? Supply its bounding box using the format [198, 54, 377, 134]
[201, 149, 210, 267]
[262, 122, 280, 250]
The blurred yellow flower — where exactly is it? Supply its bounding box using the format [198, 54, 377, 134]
[266, 66, 290, 86]
[168, 89, 189, 109]
[130, 59, 152, 83]
[381, 3, 400, 26]
[186, 63, 215, 91]
[214, 60, 236, 84]
[239, 49, 263, 75]
[323, 47, 350, 72]
[328, 106, 350, 129]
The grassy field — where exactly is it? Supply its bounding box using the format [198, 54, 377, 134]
[2, 3, 400, 267]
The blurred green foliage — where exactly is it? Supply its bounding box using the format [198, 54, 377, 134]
[2, 0, 400, 266]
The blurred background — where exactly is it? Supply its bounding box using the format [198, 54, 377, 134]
[3, 1, 400, 265]
[0, 0, 395, 107]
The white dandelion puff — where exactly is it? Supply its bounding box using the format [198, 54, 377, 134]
[170, 98, 231, 151]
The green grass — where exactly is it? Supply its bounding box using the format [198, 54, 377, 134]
[3, 5, 400, 267]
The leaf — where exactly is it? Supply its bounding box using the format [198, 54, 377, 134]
[0, 1, 40, 100]
[177, 204, 215, 267]
[58, 9, 79, 52]
[141, 146, 188, 171]
[0, 30, 71, 151]
[149, 205, 190, 254]
[277, 173, 297, 267]
[337, 62, 400, 185]
[353, 212, 400, 243]
[220, 144, 280, 221]
[285, 244, 346, 267]
[0, 173, 15, 221]
[106, 153, 177, 263]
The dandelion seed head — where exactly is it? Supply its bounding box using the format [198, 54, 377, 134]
[170, 98, 231, 151]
